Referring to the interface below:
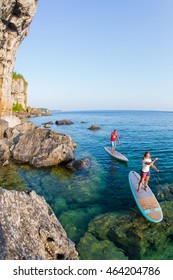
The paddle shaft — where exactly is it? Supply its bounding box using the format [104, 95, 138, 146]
[118, 141, 126, 156]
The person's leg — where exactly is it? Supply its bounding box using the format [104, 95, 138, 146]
[138, 175, 145, 192]
[111, 142, 115, 154]
[144, 176, 150, 192]
[114, 141, 117, 152]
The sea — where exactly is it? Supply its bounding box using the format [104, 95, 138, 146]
[1, 110, 173, 259]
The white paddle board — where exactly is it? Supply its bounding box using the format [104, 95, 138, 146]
[104, 146, 129, 163]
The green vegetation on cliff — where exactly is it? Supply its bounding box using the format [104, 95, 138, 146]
[12, 72, 28, 86]
[12, 102, 24, 112]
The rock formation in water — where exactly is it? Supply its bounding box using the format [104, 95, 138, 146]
[66, 158, 90, 171]
[56, 120, 74, 125]
[0, 122, 76, 167]
[0, 187, 78, 260]
[0, 0, 38, 116]
[78, 202, 173, 260]
[88, 124, 101, 130]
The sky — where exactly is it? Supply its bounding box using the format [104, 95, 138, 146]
[15, 0, 173, 111]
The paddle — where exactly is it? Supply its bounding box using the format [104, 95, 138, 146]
[118, 141, 126, 156]
[154, 162, 161, 198]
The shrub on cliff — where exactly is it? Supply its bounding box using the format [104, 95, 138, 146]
[12, 102, 24, 112]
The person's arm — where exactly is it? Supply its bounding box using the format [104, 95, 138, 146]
[151, 158, 159, 172]
[144, 158, 158, 166]
[151, 163, 159, 172]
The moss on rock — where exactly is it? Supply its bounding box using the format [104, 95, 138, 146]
[77, 233, 128, 260]
[83, 202, 173, 260]
[53, 196, 68, 216]
[59, 206, 103, 243]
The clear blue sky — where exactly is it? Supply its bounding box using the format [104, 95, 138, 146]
[15, 0, 173, 111]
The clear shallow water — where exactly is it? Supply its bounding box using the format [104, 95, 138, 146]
[32, 110, 173, 187]
[1, 110, 173, 258]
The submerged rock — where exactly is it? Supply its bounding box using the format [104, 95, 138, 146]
[77, 233, 127, 260]
[88, 213, 120, 240]
[1, 122, 76, 167]
[50, 157, 106, 206]
[59, 206, 103, 244]
[83, 202, 173, 260]
[158, 185, 173, 201]
[0, 163, 25, 191]
[55, 120, 74, 125]
[88, 125, 100, 130]
[0, 187, 78, 260]
[53, 197, 68, 216]
[66, 158, 90, 171]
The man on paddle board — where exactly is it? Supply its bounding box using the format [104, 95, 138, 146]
[110, 129, 120, 154]
[138, 151, 159, 193]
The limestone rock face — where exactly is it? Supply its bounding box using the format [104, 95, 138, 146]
[0, 0, 38, 116]
[3, 122, 76, 167]
[11, 75, 27, 110]
[0, 187, 78, 260]
[0, 119, 8, 138]
[0, 139, 10, 163]
[1, 115, 21, 127]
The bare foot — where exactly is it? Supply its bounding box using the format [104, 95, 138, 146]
[137, 189, 141, 193]
[144, 187, 148, 192]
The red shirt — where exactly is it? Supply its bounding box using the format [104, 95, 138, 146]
[110, 132, 118, 142]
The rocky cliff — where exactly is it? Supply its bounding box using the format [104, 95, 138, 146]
[0, 187, 78, 260]
[0, 0, 38, 116]
[11, 73, 27, 111]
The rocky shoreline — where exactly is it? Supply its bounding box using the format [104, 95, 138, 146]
[13, 108, 51, 119]
[1, 118, 173, 259]
[0, 122, 76, 168]
[0, 187, 78, 260]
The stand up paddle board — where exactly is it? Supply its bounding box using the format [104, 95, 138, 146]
[129, 171, 163, 223]
[104, 146, 129, 163]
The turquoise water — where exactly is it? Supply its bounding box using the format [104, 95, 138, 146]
[1, 110, 173, 259]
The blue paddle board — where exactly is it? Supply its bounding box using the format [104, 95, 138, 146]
[129, 171, 163, 223]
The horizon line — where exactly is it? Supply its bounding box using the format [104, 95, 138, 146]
[49, 109, 173, 113]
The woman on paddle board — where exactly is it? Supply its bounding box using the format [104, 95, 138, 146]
[110, 129, 120, 154]
[137, 152, 159, 193]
